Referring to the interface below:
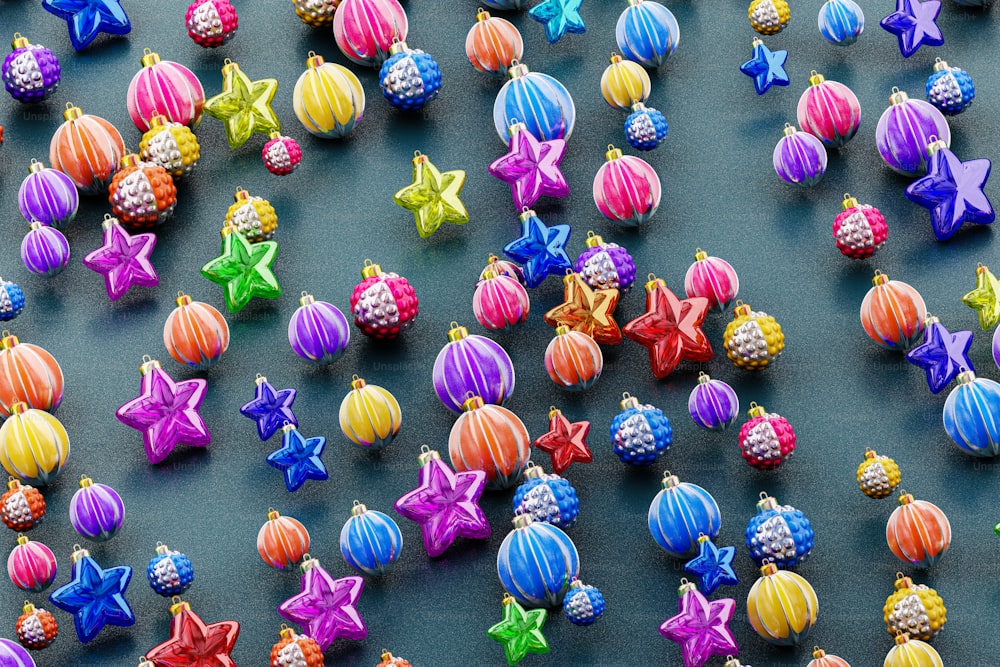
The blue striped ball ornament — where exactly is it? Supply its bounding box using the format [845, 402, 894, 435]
[943, 370, 1000, 457]
[616, 0, 680, 68]
[647, 472, 721, 558]
[340, 502, 403, 576]
[497, 513, 579, 607]
[818, 0, 864, 45]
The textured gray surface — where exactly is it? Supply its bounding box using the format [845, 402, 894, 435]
[0, 0, 998, 665]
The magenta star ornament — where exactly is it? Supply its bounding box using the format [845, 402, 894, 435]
[394, 446, 491, 557]
[82, 214, 159, 301]
[905, 142, 994, 241]
[488, 121, 569, 211]
[115, 357, 210, 464]
[880, 0, 943, 58]
[659, 580, 739, 667]
[278, 556, 366, 651]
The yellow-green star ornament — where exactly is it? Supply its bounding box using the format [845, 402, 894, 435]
[204, 60, 281, 149]
[487, 595, 549, 666]
[201, 226, 282, 313]
[393, 151, 469, 238]
[962, 263, 1000, 330]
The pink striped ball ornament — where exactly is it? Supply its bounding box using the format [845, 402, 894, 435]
[126, 49, 205, 132]
[593, 146, 661, 226]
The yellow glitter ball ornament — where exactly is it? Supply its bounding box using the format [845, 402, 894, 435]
[883, 574, 946, 642]
[857, 448, 901, 499]
[749, 0, 790, 35]
[723, 301, 784, 371]
[225, 188, 278, 243]
[139, 114, 201, 180]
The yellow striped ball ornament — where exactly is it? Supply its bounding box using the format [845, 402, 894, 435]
[339, 376, 401, 451]
[293, 52, 365, 139]
[746, 562, 818, 646]
[0, 402, 70, 486]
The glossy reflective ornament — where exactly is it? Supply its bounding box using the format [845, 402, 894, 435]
[963, 263, 1000, 330]
[292, 0, 338, 27]
[746, 493, 813, 567]
[339, 501, 403, 576]
[0, 638, 35, 667]
[48, 546, 134, 643]
[503, 209, 572, 289]
[857, 448, 901, 499]
[240, 375, 297, 441]
[278, 557, 366, 650]
[739, 38, 789, 96]
[379, 41, 442, 111]
[139, 115, 200, 180]
[819, 0, 864, 45]
[529, 0, 585, 43]
[17, 160, 78, 229]
[876, 88, 950, 175]
[262, 133, 302, 176]
[482, 0, 530, 7]
[749, 0, 790, 34]
[449, 396, 529, 490]
[20, 222, 69, 277]
[394, 151, 467, 238]
[684, 535, 738, 595]
[659, 580, 738, 667]
[905, 140, 994, 241]
[494, 63, 576, 143]
[616, 0, 679, 68]
[467, 10, 523, 78]
[288, 293, 349, 365]
[497, 513, 579, 607]
[474, 271, 530, 331]
[201, 225, 281, 313]
[0, 280, 24, 323]
[147, 543, 193, 597]
[203, 60, 280, 149]
[544, 326, 602, 391]
[613, 395, 671, 466]
[334, 0, 407, 67]
[513, 463, 579, 529]
[797, 72, 861, 148]
[270, 627, 324, 667]
[350, 261, 419, 340]
[884, 634, 943, 667]
[688, 373, 739, 432]
[684, 249, 739, 314]
[145, 599, 239, 666]
[339, 376, 401, 450]
[884, 574, 946, 641]
[943, 370, 1000, 457]
[8, 535, 57, 592]
[724, 302, 784, 370]
[267, 424, 329, 492]
[257, 509, 310, 571]
[738, 403, 796, 470]
[487, 594, 549, 665]
[601, 54, 667, 151]
[433, 323, 514, 412]
[293, 52, 365, 139]
[163, 293, 229, 370]
[563, 579, 605, 626]
[3, 34, 60, 103]
[377, 650, 411, 667]
[926, 58, 974, 116]
[186, 0, 238, 47]
[880, 0, 943, 57]
[774, 124, 827, 187]
[746, 562, 818, 645]
[545, 273, 622, 345]
[906, 316, 972, 393]
[0, 334, 63, 416]
[648, 472, 720, 557]
[41, 0, 130, 50]
[0, 403, 69, 485]
[886, 491, 951, 567]
[833, 194, 887, 259]
[69, 476, 124, 542]
[2, 479, 45, 531]
[49, 104, 125, 195]
[126, 49, 204, 131]
[108, 154, 177, 230]
[808, 647, 851, 667]
[860, 271, 927, 351]
[535, 407, 591, 475]
[225, 188, 277, 242]
[593, 146, 660, 225]
[489, 121, 569, 211]
[575, 233, 635, 292]
[15, 601, 57, 650]
[624, 276, 712, 378]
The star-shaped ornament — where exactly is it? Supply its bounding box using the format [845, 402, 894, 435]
[880, 0, 944, 58]
[82, 215, 159, 301]
[534, 407, 592, 475]
[503, 209, 572, 288]
[623, 276, 713, 378]
[42, 0, 131, 50]
[489, 122, 569, 211]
[278, 558, 366, 651]
[266, 425, 329, 492]
[905, 144, 994, 241]
[48, 547, 135, 643]
[116, 358, 211, 465]
[203, 60, 280, 149]
[201, 226, 281, 313]
[487, 595, 549, 665]
[739, 38, 789, 96]
[240, 375, 297, 441]
[529, 0, 585, 44]
[393, 152, 469, 238]
[659, 581, 739, 667]
[905, 316, 974, 394]
[962, 264, 1000, 330]
[145, 600, 240, 667]
[544, 272, 622, 345]
[683, 536, 739, 596]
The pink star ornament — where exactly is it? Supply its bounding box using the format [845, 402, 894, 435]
[489, 120, 569, 211]
[659, 580, 739, 667]
[82, 215, 159, 301]
[278, 556, 366, 651]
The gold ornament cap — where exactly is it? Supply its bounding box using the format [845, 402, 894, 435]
[361, 259, 383, 279]
[512, 513, 534, 529]
[747, 402, 767, 419]
[585, 231, 605, 248]
[70, 545, 91, 563]
[102, 214, 119, 231]
[140, 48, 161, 67]
[139, 355, 162, 376]
[279, 626, 296, 640]
[155, 543, 172, 556]
[808, 70, 826, 86]
[697, 372, 712, 385]
[661, 471, 680, 489]
[63, 103, 83, 121]
[221, 59, 241, 76]
[756, 492, 779, 512]
[548, 406, 561, 419]
[350, 375, 367, 391]
[518, 208, 537, 223]
[693, 248, 709, 262]
[933, 58, 950, 73]
[149, 114, 169, 129]
[522, 462, 545, 480]
[298, 292, 316, 307]
[462, 395, 485, 412]
[759, 562, 779, 577]
[305, 51, 325, 68]
[300, 555, 321, 573]
[350, 501, 368, 517]
[645, 275, 666, 294]
[620, 392, 640, 411]
[897, 491, 915, 506]
[1, 332, 20, 350]
[9, 402, 29, 417]
[447, 322, 469, 342]
[79, 475, 94, 489]
[120, 154, 141, 169]
[169, 599, 191, 616]
[16, 534, 30, 546]
[28, 159, 46, 174]
[21, 601, 35, 615]
[605, 145, 623, 161]
[507, 62, 530, 79]
[812, 647, 828, 659]
[888, 87, 909, 106]
[388, 40, 410, 56]
[506, 121, 527, 139]
[895, 633, 912, 646]
[894, 573, 914, 590]
[841, 193, 860, 210]
[8, 479, 23, 492]
[175, 292, 193, 308]
[956, 369, 977, 385]
[11, 33, 30, 49]
[926, 138, 948, 156]
[782, 123, 798, 138]
[677, 578, 698, 596]
[417, 445, 441, 466]
[255, 374, 269, 387]
[476, 8, 492, 22]
[872, 270, 890, 287]
[732, 301, 752, 318]
[554, 325, 571, 336]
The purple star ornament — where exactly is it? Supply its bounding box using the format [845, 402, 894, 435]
[278, 556, 366, 651]
[906, 143, 994, 241]
[659, 580, 738, 667]
[394, 446, 491, 557]
[906, 316, 974, 393]
[489, 121, 569, 211]
[82, 215, 158, 301]
[240, 374, 297, 441]
[880, 0, 943, 58]
[116, 357, 210, 464]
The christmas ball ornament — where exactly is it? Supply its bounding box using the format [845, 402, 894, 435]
[513, 463, 579, 529]
[146, 543, 193, 597]
[293, 52, 365, 139]
[738, 403, 796, 470]
[267, 424, 330, 493]
[860, 271, 927, 351]
[262, 133, 302, 175]
[270, 627, 324, 667]
[108, 154, 177, 231]
[876, 88, 950, 176]
[203, 60, 281, 149]
[257, 509, 310, 571]
[833, 193, 888, 259]
[819, 0, 864, 45]
[466, 9, 523, 78]
[487, 594, 549, 665]
[377, 650, 411, 667]
[288, 292, 350, 365]
[616, 0, 680, 68]
[544, 326, 603, 391]
[481, 255, 527, 286]
[20, 222, 69, 278]
[2, 480, 45, 531]
[163, 293, 229, 370]
[627, 100, 668, 152]
[659, 580, 739, 667]
[0, 334, 64, 416]
[47, 546, 135, 643]
[884, 574, 946, 641]
[278, 557, 366, 650]
[474, 270, 530, 331]
[186, 0, 238, 47]
[749, 0, 790, 35]
[688, 373, 739, 432]
[623, 275, 712, 378]
[334, 0, 408, 67]
[907, 316, 973, 393]
[489, 120, 569, 211]
[449, 396, 530, 490]
[0, 280, 25, 323]
[593, 145, 661, 226]
[433, 323, 515, 413]
[0, 403, 70, 485]
[350, 260, 419, 340]
[600, 54, 667, 151]
[857, 448, 902, 499]
[724, 302, 784, 370]
[905, 140, 994, 242]
[943, 370, 1000, 457]
[926, 58, 974, 116]
[887, 491, 951, 568]
[17, 160, 78, 229]
[575, 232, 637, 292]
[797, 72, 861, 148]
[563, 579, 605, 626]
[684, 249, 739, 314]
[338, 376, 401, 450]
[612, 394, 672, 466]
[647, 472, 721, 558]
[746, 493, 814, 567]
[773, 124, 827, 187]
[294, 0, 339, 27]
[83, 214, 157, 301]
[883, 634, 943, 667]
[69, 475, 124, 542]
[3, 34, 60, 103]
[225, 188, 278, 242]
[497, 513, 580, 607]
[747, 562, 818, 645]
[339, 501, 403, 576]
[503, 209, 573, 289]
[394, 151, 468, 238]
[378, 41, 442, 111]
[808, 648, 851, 667]
[740, 37, 789, 96]
[144, 599, 239, 665]
[7, 535, 57, 592]
[494, 63, 576, 143]
[139, 115, 200, 180]
[15, 602, 58, 650]
[0, 638, 35, 666]
[126, 49, 205, 131]
[201, 225, 282, 313]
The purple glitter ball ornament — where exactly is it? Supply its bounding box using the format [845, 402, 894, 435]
[876, 88, 951, 176]
[688, 372, 740, 432]
[773, 124, 827, 187]
[574, 232, 637, 293]
[432, 323, 515, 413]
[288, 292, 351, 365]
[21, 221, 70, 277]
[2, 34, 60, 104]
[69, 476, 125, 542]
[18, 160, 79, 229]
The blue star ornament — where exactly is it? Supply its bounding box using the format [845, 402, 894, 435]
[529, 0, 586, 44]
[42, 0, 131, 51]
[240, 376, 298, 441]
[906, 317, 974, 394]
[49, 549, 135, 643]
[503, 210, 572, 288]
[267, 426, 329, 492]
[740, 39, 789, 96]
[906, 147, 994, 241]
[684, 537, 738, 595]
[880, 0, 943, 58]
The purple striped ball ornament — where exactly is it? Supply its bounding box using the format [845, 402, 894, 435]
[18, 161, 79, 229]
[773, 124, 827, 187]
[20, 222, 69, 277]
[288, 292, 351, 365]
[876, 88, 951, 176]
[688, 372, 740, 432]
[7, 535, 57, 592]
[433, 323, 515, 413]
[0, 638, 35, 667]
[69, 476, 124, 542]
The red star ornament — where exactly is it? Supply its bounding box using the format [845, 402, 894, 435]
[623, 276, 713, 378]
[534, 407, 592, 474]
[145, 601, 240, 667]
[543, 272, 622, 345]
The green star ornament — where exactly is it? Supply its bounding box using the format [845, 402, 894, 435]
[487, 595, 549, 666]
[201, 226, 282, 313]
[393, 151, 469, 238]
[204, 60, 281, 149]
[962, 263, 1000, 330]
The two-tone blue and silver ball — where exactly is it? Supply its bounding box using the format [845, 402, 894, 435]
[0, 279, 25, 322]
[926, 59, 975, 116]
[147, 544, 194, 596]
[379, 43, 441, 111]
[625, 104, 668, 151]
[513, 466, 580, 529]
[563, 580, 605, 626]
[611, 395, 672, 466]
[745, 494, 814, 568]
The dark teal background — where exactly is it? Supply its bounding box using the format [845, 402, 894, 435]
[1, 0, 998, 665]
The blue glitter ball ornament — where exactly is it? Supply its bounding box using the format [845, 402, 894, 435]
[146, 543, 194, 597]
[943, 370, 1000, 458]
[647, 472, 721, 558]
[497, 513, 580, 607]
[512, 464, 580, 529]
[563, 579, 605, 625]
[610, 393, 672, 466]
[494, 63, 576, 144]
[0, 278, 25, 322]
[926, 58, 975, 116]
[616, 0, 679, 68]
[340, 502, 403, 576]
[745, 492, 814, 568]
[378, 42, 441, 111]
[625, 104, 667, 151]
[818, 0, 865, 45]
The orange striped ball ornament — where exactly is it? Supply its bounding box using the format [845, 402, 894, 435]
[544, 325, 603, 391]
[163, 293, 230, 370]
[465, 9, 523, 78]
[860, 271, 927, 351]
[0, 332, 64, 417]
[48, 103, 125, 195]
[257, 509, 311, 571]
[886, 491, 951, 568]
[808, 647, 851, 667]
[449, 395, 530, 491]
